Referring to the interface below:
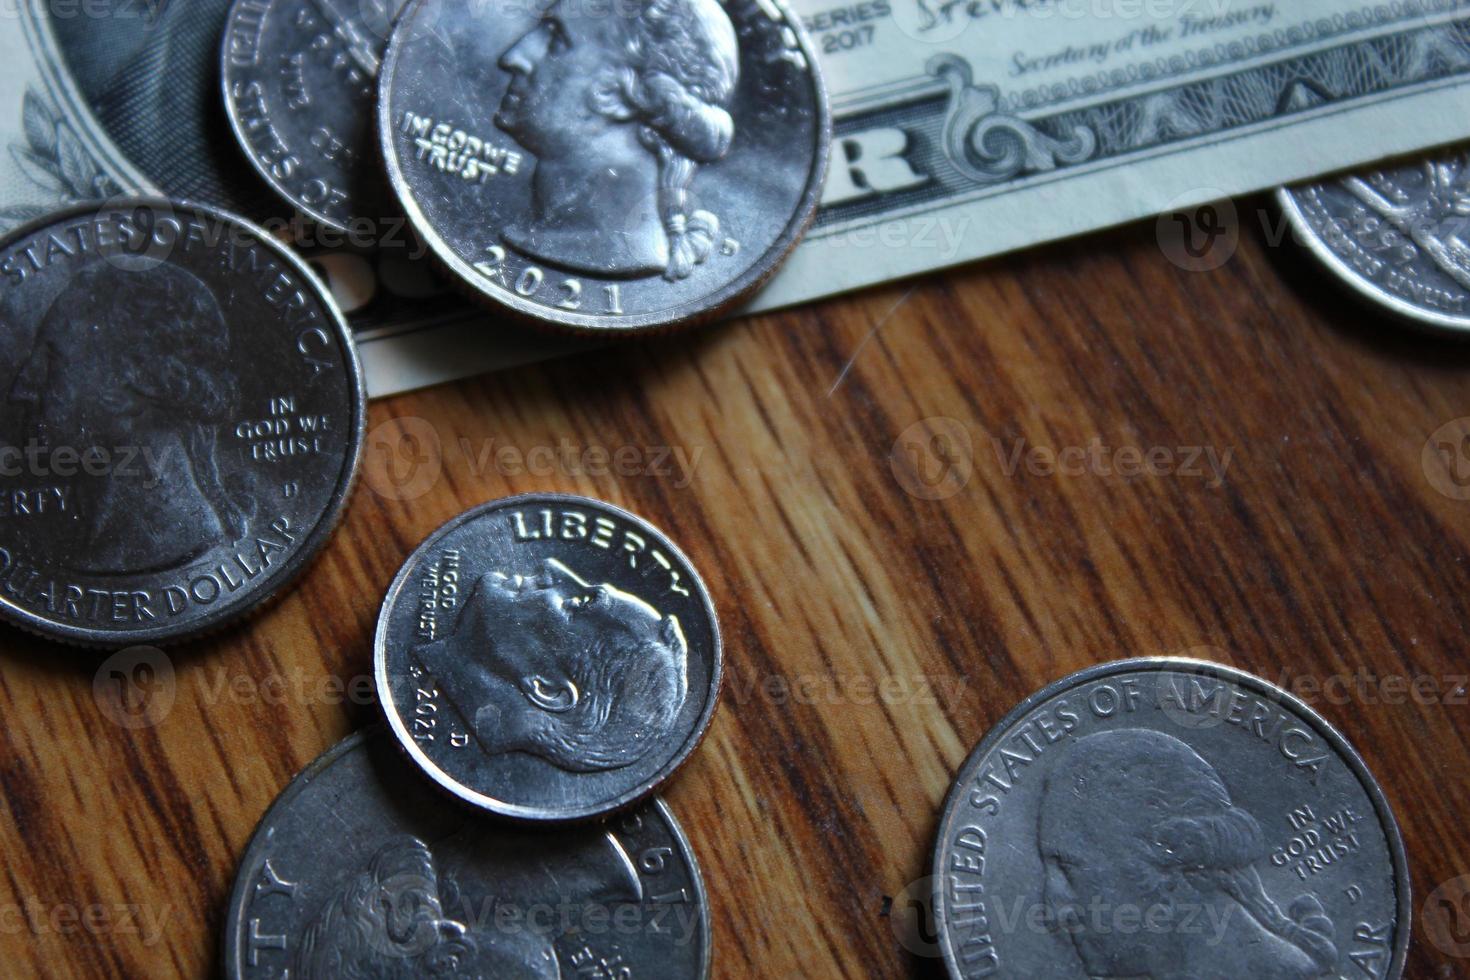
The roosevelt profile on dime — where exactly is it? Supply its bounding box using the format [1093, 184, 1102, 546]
[376, 494, 721, 819]
[413, 557, 690, 773]
[8, 261, 248, 574]
[1040, 729, 1339, 979]
[492, 0, 739, 280]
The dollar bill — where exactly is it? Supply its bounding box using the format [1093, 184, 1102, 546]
[757, 0, 1470, 309]
[2, 0, 1469, 396]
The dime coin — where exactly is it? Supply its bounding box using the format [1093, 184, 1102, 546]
[378, 0, 830, 332]
[376, 494, 722, 821]
[933, 658, 1409, 980]
[223, 0, 409, 231]
[1278, 146, 1470, 332]
[223, 728, 711, 979]
[0, 199, 365, 646]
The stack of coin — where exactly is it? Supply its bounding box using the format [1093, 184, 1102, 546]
[223, 0, 411, 233]
[223, 493, 723, 978]
[224, 729, 711, 979]
[222, 0, 830, 333]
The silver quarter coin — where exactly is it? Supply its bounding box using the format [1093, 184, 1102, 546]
[1278, 146, 1470, 332]
[0, 199, 365, 646]
[934, 658, 1409, 980]
[378, 0, 830, 332]
[223, 727, 711, 979]
[223, 0, 409, 231]
[375, 494, 722, 821]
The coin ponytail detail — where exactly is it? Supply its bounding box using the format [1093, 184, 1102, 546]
[589, 0, 739, 281]
[1152, 809, 1339, 973]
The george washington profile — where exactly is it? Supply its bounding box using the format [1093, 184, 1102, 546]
[291, 823, 650, 978]
[7, 261, 247, 574]
[413, 558, 689, 772]
[493, 0, 739, 281]
[1039, 729, 1340, 979]
[291, 835, 560, 979]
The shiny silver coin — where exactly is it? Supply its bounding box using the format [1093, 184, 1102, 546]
[376, 494, 722, 821]
[223, 0, 409, 231]
[0, 199, 365, 646]
[378, 0, 830, 332]
[1278, 146, 1470, 332]
[934, 658, 1409, 980]
[223, 728, 711, 979]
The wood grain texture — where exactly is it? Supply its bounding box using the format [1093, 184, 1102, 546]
[1, 196, 1468, 978]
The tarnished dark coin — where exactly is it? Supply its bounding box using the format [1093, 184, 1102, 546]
[378, 0, 830, 332]
[223, 728, 711, 979]
[934, 659, 1409, 980]
[1278, 146, 1470, 332]
[0, 199, 365, 646]
[376, 494, 721, 821]
[224, 0, 409, 230]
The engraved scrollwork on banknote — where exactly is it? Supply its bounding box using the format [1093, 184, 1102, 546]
[926, 54, 1097, 186]
[1036, 22, 1470, 156]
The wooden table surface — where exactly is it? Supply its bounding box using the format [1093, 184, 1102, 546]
[3, 195, 1469, 979]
